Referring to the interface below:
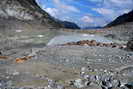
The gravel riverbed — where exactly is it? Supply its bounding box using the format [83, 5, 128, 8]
[0, 38, 133, 89]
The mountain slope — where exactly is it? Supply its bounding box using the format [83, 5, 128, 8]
[60, 21, 80, 29]
[106, 10, 133, 27]
[0, 0, 63, 30]
[103, 10, 133, 41]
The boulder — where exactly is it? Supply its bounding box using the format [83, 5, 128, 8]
[127, 39, 133, 51]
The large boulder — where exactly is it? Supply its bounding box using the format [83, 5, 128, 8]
[127, 38, 133, 51]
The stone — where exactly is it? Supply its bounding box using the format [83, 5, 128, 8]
[47, 79, 64, 89]
[104, 34, 116, 39]
[90, 40, 97, 46]
[127, 39, 133, 51]
[73, 79, 86, 88]
[12, 71, 20, 76]
[125, 82, 133, 89]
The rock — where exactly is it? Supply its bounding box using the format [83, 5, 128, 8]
[90, 40, 97, 46]
[125, 82, 133, 89]
[99, 43, 104, 47]
[0, 79, 11, 88]
[104, 34, 116, 39]
[111, 79, 121, 88]
[62, 40, 125, 50]
[120, 86, 129, 89]
[101, 76, 121, 89]
[47, 79, 64, 89]
[127, 39, 133, 51]
[74, 79, 85, 88]
[111, 44, 117, 48]
[12, 71, 20, 76]
[0, 51, 2, 55]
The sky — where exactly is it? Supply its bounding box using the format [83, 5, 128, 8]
[36, 0, 133, 28]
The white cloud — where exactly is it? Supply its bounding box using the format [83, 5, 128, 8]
[122, 9, 131, 13]
[44, 8, 59, 17]
[79, 14, 109, 28]
[81, 16, 94, 23]
[92, 6, 132, 22]
[36, 0, 133, 27]
[93, 8, 114, 15]
[53, 0, 80, 13]
[103, 0, 133, 9]
[53, 0, 60, 4]
[36, 0, 46, 9]
[110, 0, 133, 5]
[61, 4, 80, 12]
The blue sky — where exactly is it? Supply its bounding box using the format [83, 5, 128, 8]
[36, 0, 133, 28]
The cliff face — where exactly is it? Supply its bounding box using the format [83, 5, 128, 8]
[0, 0, 63, 29]
[106, 10, 133, 27]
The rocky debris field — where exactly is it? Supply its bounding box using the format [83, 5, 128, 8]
[0, 38, 133, 89]
[0, 0, 133, 89]
[61, 40, 126, 49]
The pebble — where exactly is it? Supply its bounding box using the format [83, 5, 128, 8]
[73, 79, 86, 88]
[125, 82, 133, 89]
[12, 71, 20, 76]
[47, 79, 64, 89]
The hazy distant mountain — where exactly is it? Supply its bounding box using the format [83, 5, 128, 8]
[83, 26, 102, 30]
[106, 10, 133, 27]
[103, 10, 133, 41]
[105, 10, 133, 50]
[60, 21, 80, 29]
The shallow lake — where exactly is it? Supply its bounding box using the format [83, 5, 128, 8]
[47, 33, 113, 45]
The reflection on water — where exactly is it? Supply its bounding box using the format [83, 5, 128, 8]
[0, 29, 59, 45]
[47, 33, 113, 45]
[0, 29, 114, 47]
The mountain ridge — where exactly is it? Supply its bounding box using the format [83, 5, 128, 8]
[106, 10, 133, 27]
[0, 0, 64, 28]
[60, 21, 80, 29]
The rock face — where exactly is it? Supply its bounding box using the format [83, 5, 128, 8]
[106, 10, 133, 27]
[0, 0, 63, 29]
